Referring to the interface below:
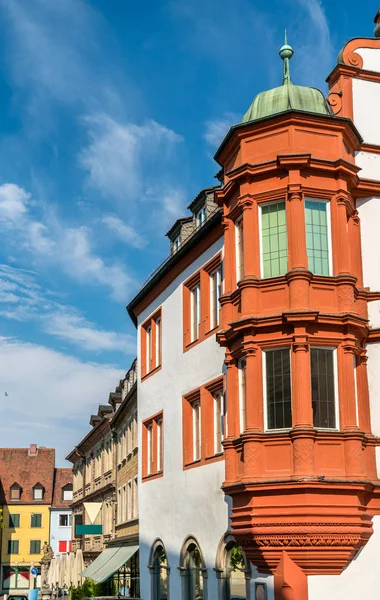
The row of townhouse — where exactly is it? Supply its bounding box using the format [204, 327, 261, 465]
[0, 446, 72, 595]
[69, 12, 380, 600]
[67, 360, 139, 597]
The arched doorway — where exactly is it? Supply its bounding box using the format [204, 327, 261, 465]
[179, 536, 207, 600]
[149, 539, 170, 600]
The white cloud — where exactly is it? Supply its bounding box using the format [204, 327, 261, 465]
[0, 264, 133, 353]
[102, 216, 146, 250]
[291, 0, 334, 88]
[0, 336, 125, 464]
[44, 310, 135, 353]
[60, 226, 133, 302]
[80, 114, 183, 203]
[203, 113, 240, 149]
[0, 183, 133, 302]
[0, 183, 30, 223]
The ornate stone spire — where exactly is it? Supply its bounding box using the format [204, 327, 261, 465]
[279, 30, 294, 85]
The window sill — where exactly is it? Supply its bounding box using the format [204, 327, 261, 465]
[183, 454, 224, 470]
[184, 327, 219, 353]
[142, 470, 163, 482]
[141, 364, 162, 382]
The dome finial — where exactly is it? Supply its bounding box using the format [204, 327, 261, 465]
[279, 31, 294, 85]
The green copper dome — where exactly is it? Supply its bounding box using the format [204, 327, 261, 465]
[241, 35, 332, 124]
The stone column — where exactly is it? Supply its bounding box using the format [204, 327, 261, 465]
[332, 193, 351, 275]
[356, 351, 372, 433]
[349, 210, 364, 288]
[339, 343, 359, 430]
[243, 343, 262, 432]
[287, 185, 308, 270]
[291, 335, 313, 429]
[240, 195, 260, 278]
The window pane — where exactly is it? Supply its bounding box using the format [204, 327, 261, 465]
[311, 348, 336, 428]
[9, 514, 20, 528]
[305, 199, 330, 275]
[266, 349, 292, 429]
[261, 201, 288, 278]
[193, 402, 201, 461]
[191, 284, 200, 342]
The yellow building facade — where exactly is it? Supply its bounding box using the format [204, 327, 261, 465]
[1, 504, 50, 591]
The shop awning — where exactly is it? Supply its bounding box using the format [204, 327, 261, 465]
[81, 545, 138, 583]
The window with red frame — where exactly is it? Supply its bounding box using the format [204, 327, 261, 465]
[183, 254, 222, 350]
[141, 309, 162, 378]
[142, 412, 164, 480]
[182, 377, 225, 469]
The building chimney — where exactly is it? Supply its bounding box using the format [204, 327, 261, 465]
[374, 8, 380, 37]
[28, 444, 38, 456]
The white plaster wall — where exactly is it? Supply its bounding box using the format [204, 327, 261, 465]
[367, 342, 380, 437]
[137, 237, 273, 600]
[368, 300, 380, 329]
[352, 79, 380, 145]
[355, 151, 380, 180]
[308, 515, 380, 599]
[356, 198, 380, 293]
[356, 47, 380, 73]
[49, 509, 72, 557]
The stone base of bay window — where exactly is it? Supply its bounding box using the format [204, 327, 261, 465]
[223, 429, 377, 483]
[224, 478, 380, 575]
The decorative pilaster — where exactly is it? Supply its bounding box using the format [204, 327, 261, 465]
[291, 333, 313, 429]
[339, 342, 360, 430]
[356, 351, 372, 434]
[332, 193, 351, 275]
[349, 210, 364, 288]
[287, 184, 308, 270]
[242, 342, 262, 432]
[225, 352, 239, 439]
[240, 194, 260, 278]
[222, 215, 235, 294]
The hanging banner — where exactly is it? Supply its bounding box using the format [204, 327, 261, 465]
[83, 502, 102, 524]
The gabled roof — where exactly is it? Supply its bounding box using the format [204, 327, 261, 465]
[52, 468, 73, 509]
[0, 446, 55, 504]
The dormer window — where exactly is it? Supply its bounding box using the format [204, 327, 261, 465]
[62, 484, 73, 502]
[196, 207, 207, 228]
[173, 234, 181, 252]
[10, 483, 21, 501]
[33, 484, 44, 501]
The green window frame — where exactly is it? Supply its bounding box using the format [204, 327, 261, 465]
[8, 540, 19, 554]
[8, 514, 20, 528]
[31, 513, 42, 528]
[30, 540, 41, 555]
[260, 200, 288, 278]
[305, 198, 331, 276]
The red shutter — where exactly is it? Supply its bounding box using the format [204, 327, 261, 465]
[59, 541, 66, 553]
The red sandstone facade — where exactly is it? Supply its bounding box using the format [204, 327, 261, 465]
[213, 50, 380, 600]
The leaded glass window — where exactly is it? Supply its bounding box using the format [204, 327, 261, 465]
[260, 201, 288, 278]
[311, 348, 337, 429]
[305, 199, 330, 275]
[265, 349, 292, 430]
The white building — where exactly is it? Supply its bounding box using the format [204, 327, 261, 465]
[128, 13, 380, 600]
[49, 469, 73, 557]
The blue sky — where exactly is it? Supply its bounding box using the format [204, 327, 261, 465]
[0, 0, 375, 464]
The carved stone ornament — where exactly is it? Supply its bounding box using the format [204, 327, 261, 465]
[327, 91, 342, 115]
[41, 542, 54, 561]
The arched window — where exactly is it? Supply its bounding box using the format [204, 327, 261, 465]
[149, 539, 169, 600]
[215, 534, 251, 600]
[179, 536, 207, 600]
